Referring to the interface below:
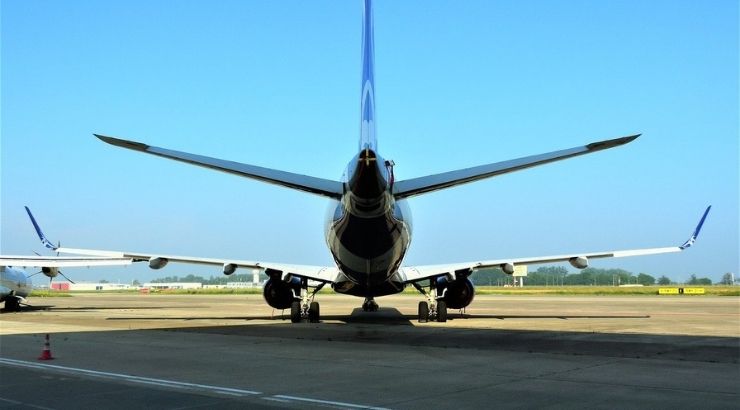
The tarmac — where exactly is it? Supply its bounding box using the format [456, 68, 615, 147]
[1, 293, 738, 409]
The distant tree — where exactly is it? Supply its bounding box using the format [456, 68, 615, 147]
[99, 279, 109, 283]
[637, 273, 656, 285]
[686, 274, 712, 285]
[132, 279, 141, 286]
[657, 275, 671, 285]
[720, 272, 734, 285]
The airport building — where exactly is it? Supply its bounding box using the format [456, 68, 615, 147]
[50, 282, 133, 291]
[142, 282, 202, 290]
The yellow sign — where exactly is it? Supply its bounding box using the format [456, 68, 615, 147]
[658, 287, 705, 295]
[682, 287, 705, 294]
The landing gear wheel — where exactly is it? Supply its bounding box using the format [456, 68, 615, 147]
[436, 300, 448, 322]
[418, 301, 429, 323]
[4, 297, 20, 312]
[308, 301, 320, 323]
[290, 301, 302, 323]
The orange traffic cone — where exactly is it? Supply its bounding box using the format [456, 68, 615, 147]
[38, 333, 54, 360]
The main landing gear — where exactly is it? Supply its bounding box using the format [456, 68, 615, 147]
[2, 296, 21, 312]
[289, 281, 324, 324]
[413, 283, 447, 323]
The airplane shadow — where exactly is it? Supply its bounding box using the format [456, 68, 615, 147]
[7, 305, 210, 312]
[103, 307, 650, 325]
[2, 306, 736, 364]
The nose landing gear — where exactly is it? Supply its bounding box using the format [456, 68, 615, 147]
[362, 297, 379, 312]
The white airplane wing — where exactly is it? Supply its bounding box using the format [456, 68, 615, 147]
[23, 206, 339, 283]
[399, 206, 711, 283]
[0, 256, 133, 268]
[55, 249, 340, 284]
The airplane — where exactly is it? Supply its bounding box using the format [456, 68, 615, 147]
[4, 0, 710, 322]
[1, 213, 134, 310]
[1, 266, 30, 311]
[0, 251, 133, 311]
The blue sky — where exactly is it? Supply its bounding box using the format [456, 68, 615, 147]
[2, 0, 737, 284]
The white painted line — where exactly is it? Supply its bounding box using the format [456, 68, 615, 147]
[0, 358, 393, 409]
[272, 394, 391, 410]
[0, 358, 261, 396]
[0, 396, 57, 410]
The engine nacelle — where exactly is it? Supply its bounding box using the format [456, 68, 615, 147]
[41, 267, 59, 278]
[435, 276, 475, 310]
[223, 263, 237, 275]
[500, 263, 515, 275]
[262, 277, 300, 310]
[569, 256, 589, 269]
[148, 257, 169, 270]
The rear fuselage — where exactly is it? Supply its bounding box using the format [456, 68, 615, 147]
[324, 148, 412, 297]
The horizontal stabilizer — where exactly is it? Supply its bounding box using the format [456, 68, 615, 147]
[393, 134, 639, 198]
[95, 134, 344, 199]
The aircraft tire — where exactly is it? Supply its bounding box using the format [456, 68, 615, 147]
[4, 297, 20, 312]
[418, 301, 429, 323]
[437, 300, 448, 322]
[308, 301, 320, 323]
[290, 301, 302, 323]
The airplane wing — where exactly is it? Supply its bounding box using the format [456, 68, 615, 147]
[59, 250, 340, 284]
[94, 134, 345, 200]
[0, 256, 133, 268]
[23, 206, 340, 284]
[399, 205, 711, 283]
[393, 134, 639, 198]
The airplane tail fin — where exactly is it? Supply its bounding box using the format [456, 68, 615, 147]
[360, 0, 377, 152]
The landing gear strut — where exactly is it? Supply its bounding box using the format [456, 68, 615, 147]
[412, 282, 447, 323]
[290, 280, 324, 323]
[362, 297, 379, 312]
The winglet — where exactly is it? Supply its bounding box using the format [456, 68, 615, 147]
[24, 206, 57, 250]
[679, 205, 711, 250]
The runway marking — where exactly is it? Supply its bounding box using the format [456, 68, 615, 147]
[0, 396, 56, 410]
[0, 358, 391, 409]
[0, 357, 260, 396]
[271, 394, 391, 410]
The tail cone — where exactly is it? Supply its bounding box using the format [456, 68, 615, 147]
[38, 333, 54, 360]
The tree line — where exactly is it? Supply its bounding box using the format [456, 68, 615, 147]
[468, 267, 731, 286]
[141, 269, 733, 287]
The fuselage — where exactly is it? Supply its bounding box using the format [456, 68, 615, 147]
[0, 266, 30, 302]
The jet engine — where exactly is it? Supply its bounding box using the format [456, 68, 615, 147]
[569, 256, 589, 269]
[41, 267, 59, 278]
[500, 263, 515, 275]
[148, 257, 169, 269]
[223, 263, 237, 275]
[435, 276, 475, 310]
[262, 277, 301, 310]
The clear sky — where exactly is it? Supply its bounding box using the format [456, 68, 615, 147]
[2, 0, 737, 285]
